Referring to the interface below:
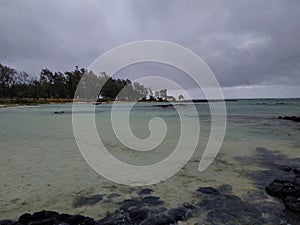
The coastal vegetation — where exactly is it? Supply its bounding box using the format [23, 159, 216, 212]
[0, 63, 151, 104]
[0, 63, 182, 106]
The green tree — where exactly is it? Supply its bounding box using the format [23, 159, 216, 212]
[0, 63, 16, 98]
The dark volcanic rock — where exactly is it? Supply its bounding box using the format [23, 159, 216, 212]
[152, 104, 174, 109]
[216, 184, 233, 194]
[266, 173, 300, 214]
[73, 194, 103, 208]
[142, 215, 174, 225]
[196, 187, 220, 195]
[29, 218, 56, 225]
[54, 111, 65, 114]
[97, 210, 130, 225]
[138, 188, 153, 196]
[238, 147, 300, 223]
[168, 207, 189, 222]
[285, 196, 300, 213]
[19, 213, 32, 224]
[63, 215, 95, 225]
[31, 211, 59, 222]
[107, 193, 121, 200]
[120, 199, 141, 211]
[6, 211, 95, 225]
[265, 181, 284, 198]
[142, 196, 163, 206]
[127, 208, 149, 224]
[278, 116, 300, 122]
[0, 220, 13, 225]
[56, 213, 72, 222]
[206, 208, 262, 225]
[196, 190, 263, 224]
[294, 168, 300, 174]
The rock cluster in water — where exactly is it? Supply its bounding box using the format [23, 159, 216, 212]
[266, 167, 300, 213]
[236, 147, 300, 225]
[0, 185, 265, 225]
[2, 147, 300, 225]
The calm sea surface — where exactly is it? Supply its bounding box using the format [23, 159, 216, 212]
[0, 99, 299, 221]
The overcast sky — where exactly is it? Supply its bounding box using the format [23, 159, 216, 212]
[0, 0, 299, 98]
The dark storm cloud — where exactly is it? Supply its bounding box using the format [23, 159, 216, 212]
[0, 0, 299, 96]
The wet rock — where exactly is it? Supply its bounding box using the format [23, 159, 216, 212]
[54, 111, 64, 114]
[279, 166, 292, 172]
[152, 104, 174, 109]
[31, 211, 59, 221]
[295, 178, 300, 186]
[278, 116, 300, 123]
[142, 215, 174, 225]
[237, 147, 300, 223]
[293, 168, 300, 174]
[73, 194, 103, 208]
[197, 191, 263, 224]
[56, 213, 72, 223]
[107, 193, 121, 200]
[284, 196, 300, 213]
[138, 188, 153, 196]
[142, 196, 163, 206]
[120, 199, 141, 211]
[127, 208, 148, 224]
[274, 176, 296, 184]
[7, 211, 94, 225]
[196, 187, 220, 196]
[19, 213, 32, 224]
[167, 202, 197, 222]
[29, 217, 55, 225]
[217, 184, 232, 194]
[206, 208, 262, 225]
[265, 181, 284, 198]
[182, 203, 196, 210]
[64, 215, 95, 225]
[168, 208, 188, 222]
[0, 220, 14, 225]
[97, 210, 130, 225]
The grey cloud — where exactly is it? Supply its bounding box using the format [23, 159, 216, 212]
[0, 0, 299, 97]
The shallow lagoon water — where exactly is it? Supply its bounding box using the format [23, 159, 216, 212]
[0, 99, 299, 222]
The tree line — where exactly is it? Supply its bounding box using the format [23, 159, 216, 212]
[0, 63, 149, 101]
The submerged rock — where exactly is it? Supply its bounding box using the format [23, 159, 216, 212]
[138, 188, 153, 196]
[120, 199, 141, 211]
[196, 187, 220, 196]
[73, 194, 103, 208]
[265, 167, 300, 214]
[97, 210, 130, 225]
[0, 220, 13, 225]
[278, 116, 300, 122]
[127, 208, 149, 224]
[8, 211, 94, 225]
[53, 111, 64, 114]
[142, 215, 174, 225]
[237, 147, 300, 223]
[168, 207, 190, 222]
[142, 196, 164, 206]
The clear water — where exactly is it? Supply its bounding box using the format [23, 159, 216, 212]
[0, 99, 299, 220]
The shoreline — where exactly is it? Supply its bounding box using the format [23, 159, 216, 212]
[1, 97, 300, 108]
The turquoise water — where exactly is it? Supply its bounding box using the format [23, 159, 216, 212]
[0, 99, 299, 221]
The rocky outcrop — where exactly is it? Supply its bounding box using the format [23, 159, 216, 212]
[0, 185, 264, 225]
[266, 167, 300, 213]
[278, 116, 300, 122]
